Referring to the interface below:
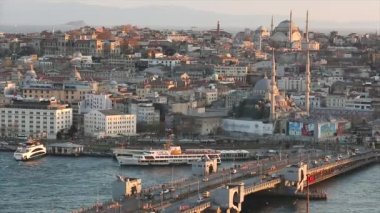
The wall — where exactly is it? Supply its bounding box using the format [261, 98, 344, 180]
[222, 119, 273, 136]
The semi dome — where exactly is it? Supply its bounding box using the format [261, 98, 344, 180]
[271, 32, 288, 42]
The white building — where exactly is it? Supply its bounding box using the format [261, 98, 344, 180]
[0, 99, 72, 139]
[277, 76, 306, 92]
[213, 65, 248, 82]
[345, 98, 373, 111]
[291, 94, 321, 109]
[196, 88, 218, 106]
[78, 93, 113, 114]
[128, 100, 160, 124]
[326, 95, 346, 108]
[140, 58, 181, 68]
[84, 109, 136, 138]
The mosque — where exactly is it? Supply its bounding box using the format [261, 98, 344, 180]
[270, 11, 303, 48]
[230, 50, 301, 122]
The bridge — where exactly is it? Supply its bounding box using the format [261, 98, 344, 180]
[75, 150, 378, 213]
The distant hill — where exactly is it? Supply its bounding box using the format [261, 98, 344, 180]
[0, 1, 377, 34]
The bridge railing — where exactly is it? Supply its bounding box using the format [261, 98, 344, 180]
[308, 152, 376, 175]
[244, 178, 281, 195]
[181, 201, 211, 213]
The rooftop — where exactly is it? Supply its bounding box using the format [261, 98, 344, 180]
[98, 109, 126, 116]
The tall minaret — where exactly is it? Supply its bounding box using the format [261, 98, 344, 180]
[270, 50, 276, 121]
[217, 20, 220, 36]
[305, 10, 311, 116]
[270, 15, 274, 36]
[259, 35, 262, 51]
[289, 10, 293, 47]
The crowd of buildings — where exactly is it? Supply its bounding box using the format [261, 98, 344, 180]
[1, 11, 380, 142]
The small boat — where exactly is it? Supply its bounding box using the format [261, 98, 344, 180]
[14, 139, 46, 161]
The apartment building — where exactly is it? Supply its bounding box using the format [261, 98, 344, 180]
[84, 109, 136, 138]
[0, 99, 72, 139]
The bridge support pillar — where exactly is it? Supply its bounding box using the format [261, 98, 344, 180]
[280, 162, 308, 192]
[212, 182, 244, 212]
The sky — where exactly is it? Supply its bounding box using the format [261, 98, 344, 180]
[0, 0, 379, 31]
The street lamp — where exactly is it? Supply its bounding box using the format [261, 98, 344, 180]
[306, 174, 310, 213]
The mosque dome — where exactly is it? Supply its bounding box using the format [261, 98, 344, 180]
[73, 52, 82, 58]
[256, 26, 268, 33]
[275, 20, 299, 33]
[253, 77, 271, 91]
[211, 73, 219, 81]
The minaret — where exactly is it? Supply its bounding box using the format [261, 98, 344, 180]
[289, 10, 293, 47]
[270, 15, 274, 36]
[270, 50, 276, 121]
[305, 10, 311, 116]
[217, 20, 220, 36]
[259, 35, 262, 51]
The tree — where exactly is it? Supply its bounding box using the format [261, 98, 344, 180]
[56, 131, 63, 140]
[68, 125, 78, 139]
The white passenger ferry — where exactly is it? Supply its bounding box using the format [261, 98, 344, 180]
[114, 146, 221, 166]
[14, 139, 47, 161]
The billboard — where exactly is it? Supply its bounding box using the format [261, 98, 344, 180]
[288, 122, 302, 136]
[222, 119, 273, 135]
[301, 123, 315, 136]
[318, 122, 336, 138]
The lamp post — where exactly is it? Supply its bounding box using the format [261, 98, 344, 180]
[306, 174, 310, 213]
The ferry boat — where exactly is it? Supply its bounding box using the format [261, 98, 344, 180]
[114, 146, 221, 166]
[13, 139, 47, 161]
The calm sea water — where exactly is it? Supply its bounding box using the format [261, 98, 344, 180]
[1, 152, 379, 213]
[243, 164, 380, 213]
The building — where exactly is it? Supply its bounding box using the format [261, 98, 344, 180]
[277, 76, 306, 92]
[326, 95, 346, 108]
[225, 90, 249, 109]
[0, 99, 72, 139]
[128, 99, 160, 125]
[291, 94, 321, 109]
[222, 119, 274, 136]
[84, 109, 136, 138]
[213, 65, 248, 82]
[140, 58, 181, 68]
[78, 93, 113, 114]
[196, 88, 218, 106]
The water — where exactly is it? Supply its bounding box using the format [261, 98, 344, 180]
[0, 153, 196, 213]
[242, 164, 380, 213]
[1, 152, 379, 213]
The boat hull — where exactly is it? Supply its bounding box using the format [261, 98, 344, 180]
[116, 156, 210, 166]
[14, 151, 47, 161]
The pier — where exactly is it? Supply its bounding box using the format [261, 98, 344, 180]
[75, 149, 378, 213]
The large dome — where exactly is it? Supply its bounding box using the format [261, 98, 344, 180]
[254, 77, 271, 91]
[276, 20, 299, 33]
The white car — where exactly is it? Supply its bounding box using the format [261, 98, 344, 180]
[160, 189, 170, 195]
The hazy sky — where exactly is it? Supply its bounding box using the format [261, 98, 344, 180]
[21, 0, 380, 21]
[1, 0, 379, 28]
